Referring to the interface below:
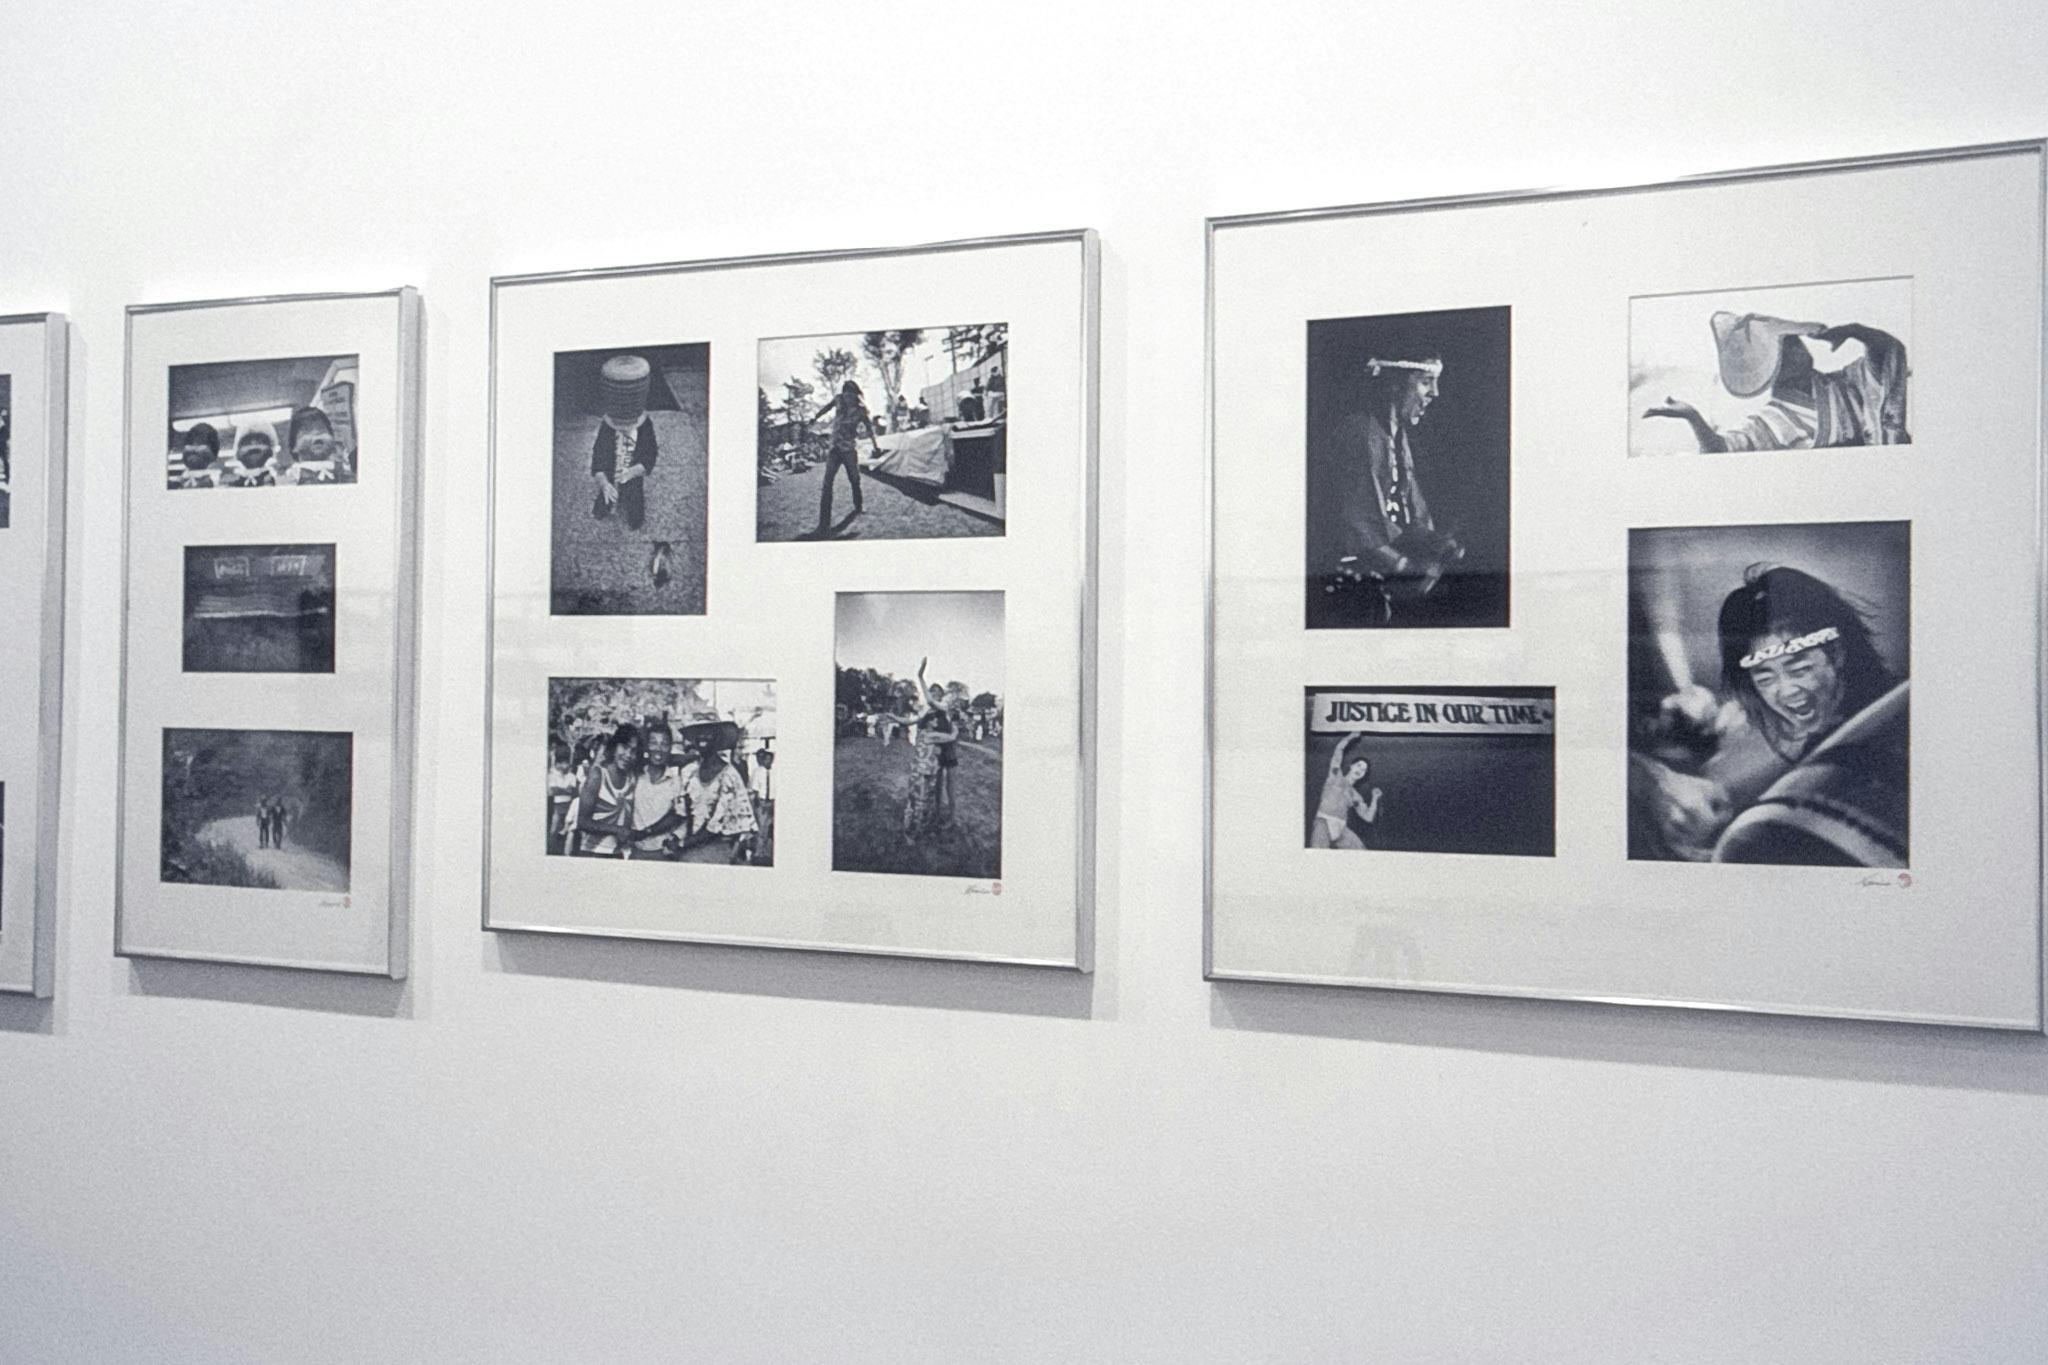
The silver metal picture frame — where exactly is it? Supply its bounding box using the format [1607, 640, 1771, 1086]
[484, 229, 1098, 968]
[116, 287, 422, 978]
[1206, 139, 2047, 1029]
[0, 311, 70, 997]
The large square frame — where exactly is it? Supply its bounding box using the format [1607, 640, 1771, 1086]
[1206, 141, 2047, 1029]
[484, 230, 1098, 968]
[116, 288, 422, 977]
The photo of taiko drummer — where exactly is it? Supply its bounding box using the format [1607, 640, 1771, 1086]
[1628, 521, 1909, 867]
[1305, 306, 1511, 630]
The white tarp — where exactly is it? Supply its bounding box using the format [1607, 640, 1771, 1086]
[864, 426, 951, 484]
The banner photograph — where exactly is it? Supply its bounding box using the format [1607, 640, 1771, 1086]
[1303, 685, 1556, 857]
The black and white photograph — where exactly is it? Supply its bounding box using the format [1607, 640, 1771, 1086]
[490, 235, 1089, 964]
[159, 727, 354, 892]
[1630, 278, 1912, 457]
[123, 290, 416, 975]
[166, 354, 360, 489]
[549, 342, 709, 617]
[546, 677, 776, 865]
[1629, 520, 1910, 866]
[834, 591, 1004, 879]
[182, 544, 336, 673]
[1304, 686, 1555, 857]
[758, 324, 1007, 542]
[1305, 306, 1511, 629]
[0, 371, 11, 527]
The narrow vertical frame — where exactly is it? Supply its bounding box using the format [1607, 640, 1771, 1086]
[115, 288, 421, 978]
[0, 312, 69, 996]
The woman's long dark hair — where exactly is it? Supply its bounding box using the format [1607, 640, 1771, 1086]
[1717, 564, 1894, 758]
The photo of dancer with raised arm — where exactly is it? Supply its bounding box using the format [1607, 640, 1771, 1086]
[888, 657, 958, 841]
[1308, 732, 1382, 849]
[833, 591, 1004, 879]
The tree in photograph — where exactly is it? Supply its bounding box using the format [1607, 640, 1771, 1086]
[944, 323, 1008, 371]
[813, 347, 857, 402]
[782, 376, 816, 455]
[860, 329, 926, 431]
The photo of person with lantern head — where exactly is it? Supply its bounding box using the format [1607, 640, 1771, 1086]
[549, 342, 709, 616]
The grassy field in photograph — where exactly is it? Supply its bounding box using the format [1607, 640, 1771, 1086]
[832, 735, 1001, 879]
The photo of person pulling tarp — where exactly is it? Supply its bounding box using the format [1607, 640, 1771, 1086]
[757, 323, 1008, 541]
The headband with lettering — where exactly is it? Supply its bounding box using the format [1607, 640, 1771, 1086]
[1366, 357, 1444, 378]
[1739, 626, 1840, 670]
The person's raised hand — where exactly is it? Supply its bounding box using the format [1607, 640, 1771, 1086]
[1642, 396, 1700, 422]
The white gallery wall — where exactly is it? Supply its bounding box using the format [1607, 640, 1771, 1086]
[2, 1, 2045, 1360]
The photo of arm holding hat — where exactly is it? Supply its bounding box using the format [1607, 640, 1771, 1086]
[1632, 278, 1912, 457]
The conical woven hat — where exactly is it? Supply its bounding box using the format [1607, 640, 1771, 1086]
[1711, 311, 1823, 398]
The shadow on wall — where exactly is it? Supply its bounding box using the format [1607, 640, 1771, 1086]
[0, 995, 54, 1035]
[490, 930, 1096, 1022]
[1211, 980, 2048, 1098]
[122, 957, 412, 1020]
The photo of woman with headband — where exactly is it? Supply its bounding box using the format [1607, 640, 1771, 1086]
[1628, 520, 1910, 867]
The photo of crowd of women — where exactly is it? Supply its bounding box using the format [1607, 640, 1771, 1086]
[165, 355, 359, 489]
[757, 324, 1008, 542]
[545, 677, 775, 866]
[549, 343, 709, 617]
[833, 591, 1003, 880]
[1628, 520, 1909, 867]
[1304, 686, 1555, 857]
[1304, 305, 1512, 630]
[1630, 277, 1912, 458]
[182, 543, 336, 673]
[159, 727, 354, 892]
